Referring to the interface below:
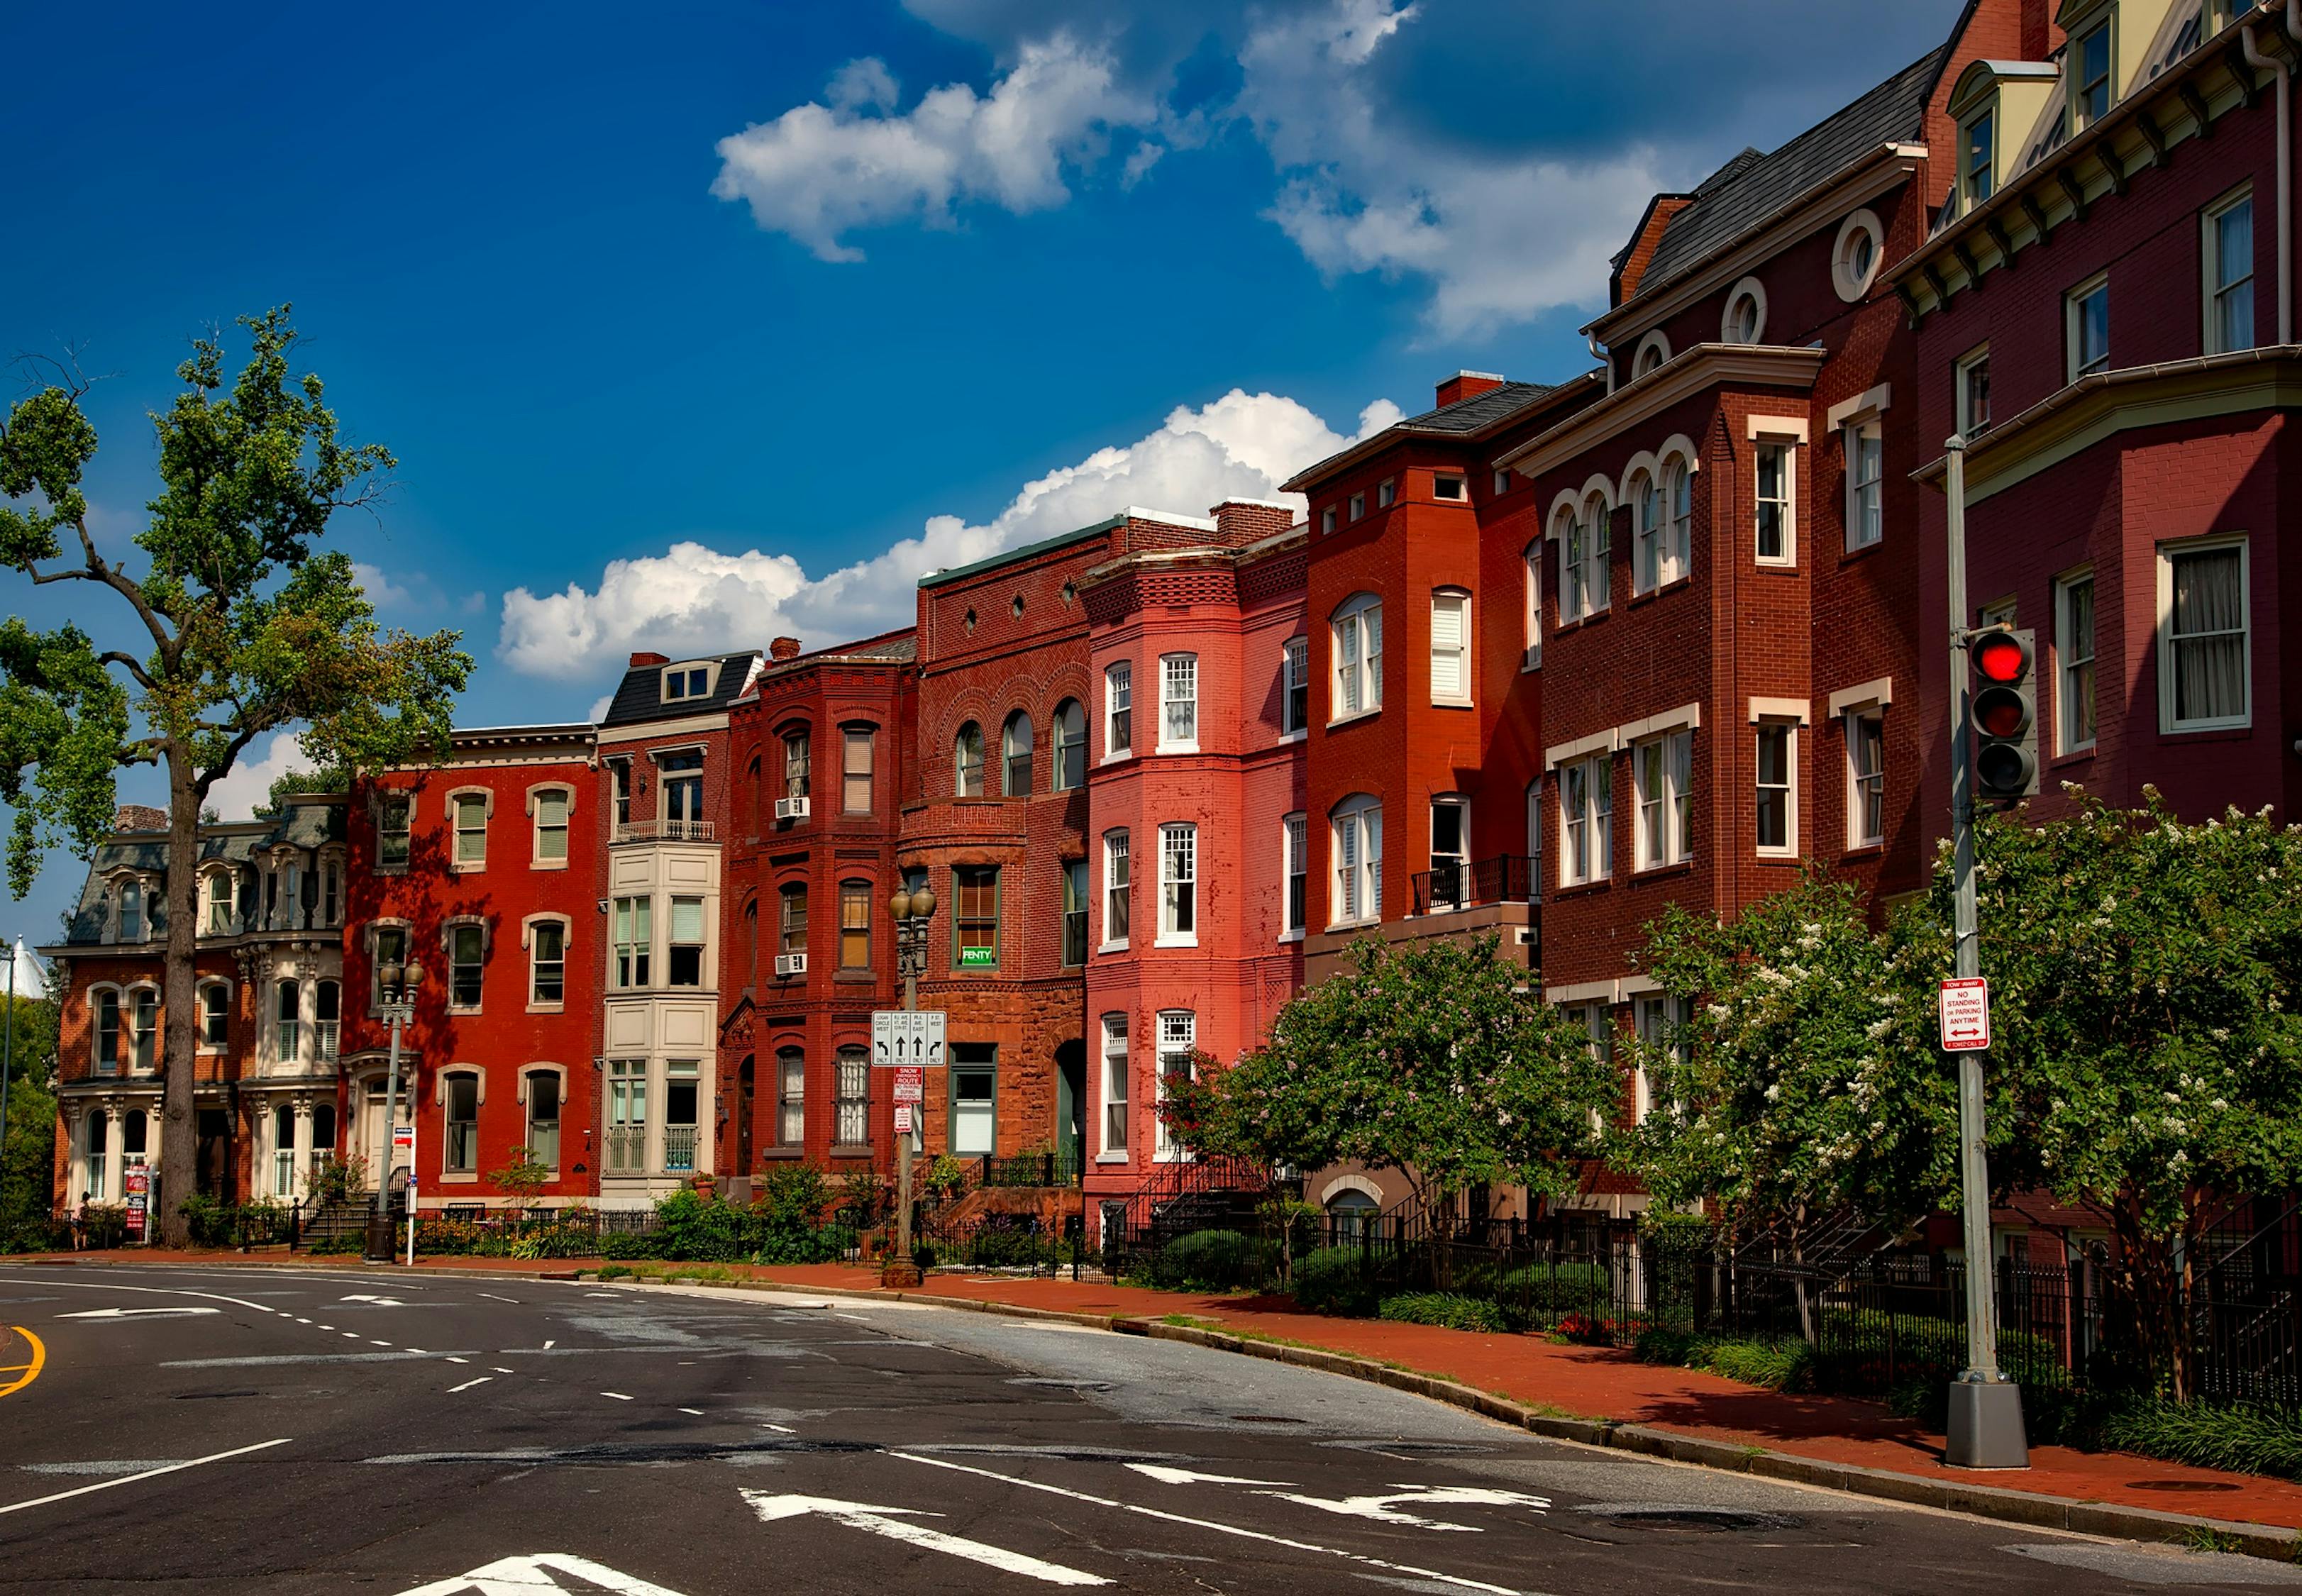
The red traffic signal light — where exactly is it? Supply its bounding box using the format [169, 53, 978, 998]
[1970, 627, 2036, 803]
[1973, 629, 2030, 684]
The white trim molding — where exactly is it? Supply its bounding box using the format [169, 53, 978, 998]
[1544, 728, 1620, 770]
[1546, 978, 1619, 1005]
[1826, 677, 1894, 716]
[1825, 382, 1893, 431]
[1317, 1173, 1384, 1207]
[1615, 702, 1701, 743]
[1745, 414, 1810, 442]
[1747, 695, 1812, 724]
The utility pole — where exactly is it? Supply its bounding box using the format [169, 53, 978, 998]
[885, 885, 936, 1285]
[366, 956, 423, 1263]
[1943, 434, 2029, 1468]
[0, 940, 17, 1228]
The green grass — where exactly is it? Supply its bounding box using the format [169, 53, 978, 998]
[1378, 1292, 1513, 1334]
[2101, 1399, 2302, 1484]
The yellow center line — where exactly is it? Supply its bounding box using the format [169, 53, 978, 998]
[0, 1329, 44, 1399]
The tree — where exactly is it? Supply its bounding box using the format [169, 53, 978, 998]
[1163, 934, 1618, 1278]
[0, 309, 472, 1245]
[0, 992, 59, 1249]
[1929, 792, 2302, 1400]
[1621, 873, 1959, 1340]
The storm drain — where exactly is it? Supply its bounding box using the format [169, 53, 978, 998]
[1578, 1503, 1803, 1534]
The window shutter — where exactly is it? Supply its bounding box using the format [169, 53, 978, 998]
[672, 897, 704, 944]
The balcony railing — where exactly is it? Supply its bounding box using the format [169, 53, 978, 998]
[1411, 853, 1538, 917]
[316, 1021, 340, 1062]
[605, 1126, 646, 1175]
[663, 1125, 699, 1173]
[614, 818, 718, 844]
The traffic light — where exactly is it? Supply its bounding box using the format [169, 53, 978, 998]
[1971, 627, 2037, 804]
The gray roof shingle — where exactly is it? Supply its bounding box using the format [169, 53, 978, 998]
[598, 651, 761, 729]
[1282, 379, 1576, 491]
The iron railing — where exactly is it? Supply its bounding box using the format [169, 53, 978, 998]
[1410, 853, 1537, 916]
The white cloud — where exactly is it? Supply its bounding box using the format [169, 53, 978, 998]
[710, 37, 1158, 262]
[353, 561, 411, 608]
[497, 388, 1398, 677]
[205, 729, 312, 823]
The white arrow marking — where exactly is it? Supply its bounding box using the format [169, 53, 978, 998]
[741, 1492, 1110, 1586]
[1125, 1463, 1296, 1488]
[56, 1307, 220, 1320]
[341, 1294, 408, 1307]
[393, 1550, 690, 1595]
[1256, 1485, 1551, 1532]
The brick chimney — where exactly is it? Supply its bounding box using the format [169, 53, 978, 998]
[770, 636, 802, 661]
[629, 650, 668, 668]
[1209, 500, 1298, 547]
[2020, 0, 2054, 60]
[114, 804, 168, 833]
[1434, 370, 1505, 409]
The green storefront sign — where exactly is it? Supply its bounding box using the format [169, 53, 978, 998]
[958, 946, 997, 967]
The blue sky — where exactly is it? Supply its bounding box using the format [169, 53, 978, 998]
[0, 0, 1962, 940]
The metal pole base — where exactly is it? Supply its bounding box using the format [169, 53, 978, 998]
[362, 1214, 394, 1264]
[1944, 1378, 2029, 1469]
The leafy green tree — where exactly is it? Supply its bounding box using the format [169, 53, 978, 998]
[0, 309, 472, 1244]
[0, 993, 59, 1249]
[1163, 934, 1617, 1279]
[1622, 874, 1959, 1339]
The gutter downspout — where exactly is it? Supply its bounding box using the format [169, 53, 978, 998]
[2244, 9, 2292, 344]
[1590, 334, 1613, 395]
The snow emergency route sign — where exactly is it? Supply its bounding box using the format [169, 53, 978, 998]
[1939, 977, 1991, 1052]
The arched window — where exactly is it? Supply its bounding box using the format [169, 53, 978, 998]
[131, 990, 157, 1072]
[1331, 594, 1383, 719]
[272, 1103, 297, 1197]
[199, 982, 231, 1048]
[276, 978, 301, 1063]
[1522, 541, 1542, 665]
[1722, 276, 1767, 344]
[1052, 699, 1086, 791]
[1630, 470, 1659, 594]
[526, 1067, 563, 1170]
[954, 721, 985, 797]
[204, 871, 233, 934]
[778, 884, 808, 962]
[1632, 331, 1670, 379]
[1330, 794, 1383, 926]
[117, 882, 143, 942]
[1559, 496, 1610, 623]
[316, 980, 341, 1060]
[1002, 711, 1033, 797]
[94, 990, 121, 1075]
[86, 1109, 110, 1199]
[314, 1102, 337, 1156]
[1664, 457, 1693, 584]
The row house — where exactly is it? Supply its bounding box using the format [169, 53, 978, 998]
[45, 797, 349, 1212]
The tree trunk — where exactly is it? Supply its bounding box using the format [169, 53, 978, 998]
[1790, 1202, 1817, 1348]
[157, 750, 201, 1248]
[2111, 1195, 2191, 1402]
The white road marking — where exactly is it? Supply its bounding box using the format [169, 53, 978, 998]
[742, 1492, 1110, 1587]
[370, 1340, 393, 1347]
[888, 1451, 1537, 1596]
[342, 1333, 362, 1340]
[446, 1356, 470, 1364]
[394, 1551, 691, 1596]
[56, 1307, 220, 1321]
[998, 1321, 1108, 1335]
[341, 1294, 408, 1307]
[21, 1278, 277, 1315]
[759, 1423, 795, 1434]
[477, 1292, 519, 1304]
[1128, 1463, 1296, 1488]
[404, 1348, 430, 1356]
[543, 1339, 556, 1350]
[678, 1407, 704, 1415]
[0, 1439, 292, 1517]
[602, 1391, 632, 1401]
[319, 1324, 336, 1330]
[448, 1377, 492, 1394]
[297, 1318, 313, 1324]
[492, 1366, 514, 1374]
[1260, 1485, 1551, 1533]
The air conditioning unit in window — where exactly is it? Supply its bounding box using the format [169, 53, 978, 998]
[775, 952, 807, 977]
[774, 796, 811, 822]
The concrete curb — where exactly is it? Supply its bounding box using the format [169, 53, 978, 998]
[18, 1257, 2299, 1561]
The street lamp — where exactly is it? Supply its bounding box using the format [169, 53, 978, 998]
[365, 956, 424, 1262]
[885, 885, 936, 1280]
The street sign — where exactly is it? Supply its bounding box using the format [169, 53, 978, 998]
[123, 1165, 148, 1238]
[894, 1105, 914, 1134]
[392, 1122, 416, 1156]
[1939, 976, 1991, 1051]
[893, 1065, 924, 1104]
[871, 1010, 946, 1071]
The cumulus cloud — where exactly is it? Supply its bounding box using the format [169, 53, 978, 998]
[352, 561, 411, 608]
[710, 36, 1159, 262]
[497, 388, 1399, 677]
[205, 729, 312, 823]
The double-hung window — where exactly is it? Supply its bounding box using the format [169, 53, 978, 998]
[533, 788, 569, 864]
[2071, 20, 2111, 129]
[444, 1075, 478, 1174]
[782, 731, 810, 800]
[1522, 542, 1542, 665]
[117, 882, 143, 943]
[448, 924, 485, 1009]
[1755, 722, 1797, 855]
[2068, 275, 2110, 380]
[1158, 655, 1197, 751]
[204, 872, 233, 933]
[95, 991, 121, 1075]
[1429, 591, 1470, 704]
[835, 1047, 870, 1148]
[2056, 572, 2097, 753]
[954, 722, 985, 797]
[1632, 472, 1661, 593]
[1559, 755, 1612, 887]
[839, 880, 871, 970]
[955, 866, 1000, 968]
[453, 793, 487, 867]
[1331, 797, 1383, 925]
[1844, 421, 1882, 550]
[199, 982, 229, 1047]
[1755, 441, 1794, 564]
[1632, 994, 1690, 1124]
[842, 727, 875, 814]
[1633, 731, 1693, 870]
[1100, 1016, 1129, 1156]
[607, 1060, 646, 1173]
[1158, 824, 1197, 945]
[1002, 712, 1033, 794]
[531, 920, 566, 1005]
[1332, 597, 1383, 719]
[1956, 347, 1992, 434]
[2206, 189, 2257, 355]
[1153, 1012, 1196, 1160]
[1102, 830, 1130, 947]
[1053, 699, 1086, 790]
[1283, 814, 1307, 935]
[1664, 460, 1692, 580]
[1105, 663, 1133, 758]
[613, 896, 651, 988]
[275, 979, 301, 1062]
[1961, 109, 1995, 211]
[776, 886, 806, 966]
[1282, 638, 1309, 733]
[378, 793, 411, 870]
[2160, 537, 2250, 730]
[1847, 709, 1886, 848]
[1061, 861, 1088, 967]
[775, 1048, 805, 1147]
[669, 897, 705, 986]
[130, 990, 157, 1072]
[1561, 495, 1610, 619]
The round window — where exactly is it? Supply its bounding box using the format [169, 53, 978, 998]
[1831, 209, 1886, 303]
[1730, 294, 1759, 342]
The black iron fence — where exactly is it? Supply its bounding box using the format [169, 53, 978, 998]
[914, 1208, 1086, 1279]
[1410, 853, 1537, 916]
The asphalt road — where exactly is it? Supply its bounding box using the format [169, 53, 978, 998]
[0, 1263, 2294, 1594]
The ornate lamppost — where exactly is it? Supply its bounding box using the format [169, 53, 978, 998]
[882, 884, 936, 1285]
[365, 956, 424, 1262]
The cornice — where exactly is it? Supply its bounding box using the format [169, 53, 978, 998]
[1495, 344, 1827, 481]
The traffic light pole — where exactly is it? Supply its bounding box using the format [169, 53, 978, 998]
[1943, 435, 2028, 1469]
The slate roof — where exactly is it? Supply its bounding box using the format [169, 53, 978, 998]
[52, 797, 347, 947]
[597, 650, 762, 729]
[1630, 45, 1949, 304]
[1280, 379, 1577, 492]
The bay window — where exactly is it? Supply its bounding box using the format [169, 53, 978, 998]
[1159, 654, 1197, 751]
[1332, 596, 1383, 719]
[1330, 796, 1383, 925]
[1158, 824, 1197, 944]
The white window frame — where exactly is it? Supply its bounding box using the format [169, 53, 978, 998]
[1845, 706, 1887, 850]
[1330, 595, 1383, 722]
[1959, 106, 1996, 212]
[1320, 504, 1337, 536]
[1101, 829, 1130, 951]
[1280, 636, 1310, 737]
[450, 789, 489, 870]
[2055, 569, 2098, 755]
[1432, 472, 1465, 501]
[2157, 533, 2252, 732]
[1157, 823, 1197, 948]
[1721, 276, 1767, 343]
[526, 914, 569, 1011]
[2067, 272, 2110, 382]
[1521, 541, 1542, 670]
[1281, 812, 1307, 940]
[529, 783, 572, 868]
[1428, 794, 1470, 909]
[2205, 186, 2257, 356]
[197, 978, 231, 1051]
[1376, 477, 1396, 509]
[1558, 754, 1612, 887]
[1632, 994, 1689, 1124]
[1632, 731, 1693, 871]
[1955, 344, 1991, 434]
[1158, 653, 1198, 753]
[1098, 1014, 1129, 1160]
[1630, 468, 1661, 595]
[1349, 491, 1366, 522]
[2071, 16, 2113, 131]
[1493, 467, 1512, 497]
[1429, 589, 1471, 706]
[1153, 1010, 1197, 1163]
[1754, 439, 1795, 566]
[1844, 419, 1883, 552]
[1754, 720, 1799, 857]
[1329, 796, 1383, 927]
[1104, 662, 1133, 760]
[1662, 456, 1693, 583]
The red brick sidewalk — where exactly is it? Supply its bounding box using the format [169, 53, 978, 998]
[22, 1249, 2302, 1534]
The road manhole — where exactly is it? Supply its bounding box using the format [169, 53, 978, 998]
[1587, 1504, 1802, 1534]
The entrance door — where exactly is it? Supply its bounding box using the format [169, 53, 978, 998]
[196, 1108, 231, 1199]
[948, 1044, 995, 1156]
[1054, 1040, 1085, 1173]
[360, 1081, 413, 1191]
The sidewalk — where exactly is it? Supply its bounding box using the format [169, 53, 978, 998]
[21, 1248, 2302, 1543]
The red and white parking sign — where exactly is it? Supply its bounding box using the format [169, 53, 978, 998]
[1939, 977, 1991, 1051]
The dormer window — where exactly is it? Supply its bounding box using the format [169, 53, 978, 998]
[118, 882, 143, 943]
[662, 664, 712, 703]
[1962, 109, 1995, 209]
[2072, 18, 2112, 130]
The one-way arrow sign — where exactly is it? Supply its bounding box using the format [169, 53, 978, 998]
[741, 1492, 1110, 1586]
[56, 1307, 220, 1320]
